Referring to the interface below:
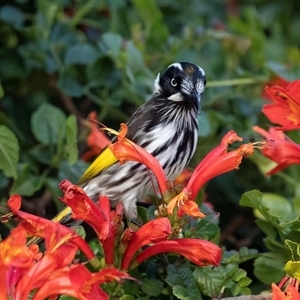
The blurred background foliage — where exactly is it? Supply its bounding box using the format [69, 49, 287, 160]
[1, 0, 300, 294]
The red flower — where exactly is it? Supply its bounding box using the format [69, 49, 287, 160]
[33, 265, 134, 300]
[262, 80, 300, 130]
[7, 194, 97, 265]
[81, 111, 110, 161]
[121, 218, 171, 270]
[134, 238, 222, 269]
[2, 192, 136, 299]
[108, 123, 169, 195]
[253, 126, 300, 175]
[60, 180, 124, 265]
[168, 131, 254, 216]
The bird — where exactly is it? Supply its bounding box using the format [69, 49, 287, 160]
[58, 62, 206, 225]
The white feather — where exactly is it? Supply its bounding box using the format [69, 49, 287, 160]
[168, 62, 183, 71]
[167, 92, 183, 102]
[154, 73, 160, 93]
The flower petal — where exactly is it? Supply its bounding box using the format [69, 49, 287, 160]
[135, 238, 222, 268]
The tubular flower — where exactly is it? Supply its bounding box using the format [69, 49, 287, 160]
[272, 276, 300, 300]
[262, 80, 300, 130]
[33, 265, 135, 300]
[7, 194, 96, 262]
[133, 238, 222, 270]
[2, 194, 135, 299]
[60, 180, 124, 265]
[14, 239, 79, 299]
[253, 126, 300, 175]
[121, 218, 172, 270]
[0, 225, 134, 300]
[81, 111, 110, 162]
[168, 131, 254, 215]
[0, 227, 35, 299]
[167, 188, 205, 218]
[107, 123, 169, 195]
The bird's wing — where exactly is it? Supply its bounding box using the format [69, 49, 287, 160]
[125, 96, 161, 142]
[79, 146, 118, 184]
[80, 94, 162, 184]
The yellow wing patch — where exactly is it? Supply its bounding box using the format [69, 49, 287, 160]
[79, 147, 118, 184]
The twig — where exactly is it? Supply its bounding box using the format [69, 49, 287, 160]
[213, 294, 272, 300]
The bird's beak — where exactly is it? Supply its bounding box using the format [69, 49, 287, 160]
[191, 89, 200, 111]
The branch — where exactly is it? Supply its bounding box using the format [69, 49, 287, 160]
[213, 294, 272, 300]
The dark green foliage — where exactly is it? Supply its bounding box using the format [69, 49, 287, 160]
[1, 0, 300, 298]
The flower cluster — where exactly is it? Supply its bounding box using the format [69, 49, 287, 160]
[254, 78, 300, 298]
[1, 195, 133, 300]
[254, 79, 300, 175]
[0, 122, 259, 299]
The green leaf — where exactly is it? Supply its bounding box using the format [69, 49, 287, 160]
[240, 287, 252, 295]
[285, 240, 300, 261]
[119, 296, 135, 300]
[224, 263, 238, 277]
[239, 189, 263, 208]
[285, 260, 300, 281]
[36, 1, 59, 31]
[238, 277, 252, 288]
[31, 103, 66, 145]
[65, 115, 78, 165]
[194, 266, 227, 297]
[132, 0, 169, 47]
[10, 164, 44, 196]
[231, 269, 247, 282]
[65, 44, 99, 65]
[0, 125, 19, 178]
[254, 253, 285, 284]
[231, 283, 241, 296]
[172, 285, 189, 300]
[260, 193, 295, 221]
[126, 41, 143, 71]
[58, 160, 88, 183]
[88, 57, 119, 87]
[57, 72, 84, 97]
[166, 264, 202, 299]
[256, 219, 277, 240]
[141, 278, 164, 297]
[101, 33, 123, 58]
[0, 5, 25, 27]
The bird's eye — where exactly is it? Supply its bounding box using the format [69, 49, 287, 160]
[171, 78, 177, 87]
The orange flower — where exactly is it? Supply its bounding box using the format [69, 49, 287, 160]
[263, 80, 300, 130]
[253, 126, 300, 175]
[0, 227, 35, 299]
[134, 238, 222, 269]
[272, 279, 300, 300]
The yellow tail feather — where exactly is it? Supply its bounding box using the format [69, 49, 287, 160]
[79, 147, 118, 184]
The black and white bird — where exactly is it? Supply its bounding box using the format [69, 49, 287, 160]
[61, 62, 206, 224]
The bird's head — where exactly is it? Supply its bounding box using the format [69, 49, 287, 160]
[154, 62, 206, 111]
